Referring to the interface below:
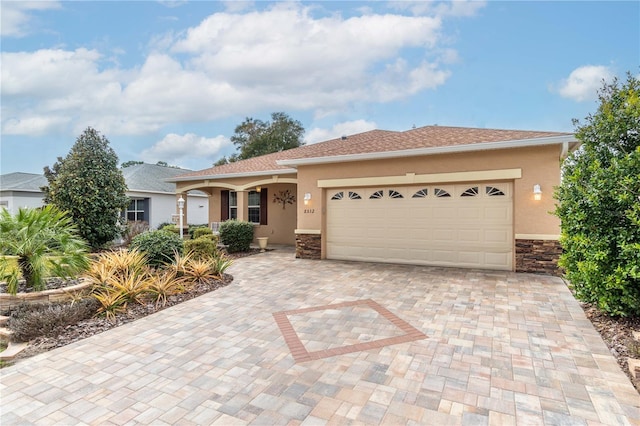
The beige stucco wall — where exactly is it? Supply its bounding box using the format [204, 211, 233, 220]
[178, 182, 297, 245]
[295, 145, 563, 237]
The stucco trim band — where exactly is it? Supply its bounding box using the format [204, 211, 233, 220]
[515, 234, 560, 241]
[295, 229, 322, 234]
[317, 169, 522, 189]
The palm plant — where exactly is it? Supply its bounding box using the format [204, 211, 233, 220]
[0, 206, 90, 295]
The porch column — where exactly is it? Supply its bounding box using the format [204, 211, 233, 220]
[236, 190, 248, 221]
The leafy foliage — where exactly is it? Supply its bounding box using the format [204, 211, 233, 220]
[555, 73, 640, 316]
[7, 299, 99, 342]
[0, 206, 90, 294]
[215, 112, 304, 164]
[184, 236, 218, 260]
[190, 226, 212, 239]
[43, 127, 129, 249]
[121, 160, 144, 168]
[219, 220, 254, 253]
[130, 230, 183, 267]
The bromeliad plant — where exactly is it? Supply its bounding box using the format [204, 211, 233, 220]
[0, 206, 90, 295]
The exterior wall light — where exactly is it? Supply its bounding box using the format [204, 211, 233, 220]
[304, 193, 312, 205]
[533, 184, 542, 201]
[256, 186, 261, 193]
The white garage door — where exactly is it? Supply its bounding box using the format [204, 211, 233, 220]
[326, 183, 513, 270]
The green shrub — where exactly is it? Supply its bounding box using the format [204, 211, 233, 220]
[184, 236, 219, 260]
[130, 230, 183, 267]
[188, 225, 210, 239]
[555, 73, 640, 316]
[161, 224, 179, 234]
[219, 220, 254, 253]
[0, 206, 90, 295]
[7, 299, 99, 342]
[192, 227, 213, 239]
[156, 222, 174, 230]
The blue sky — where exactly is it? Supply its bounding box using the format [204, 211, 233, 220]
[1, 1, 638, 174]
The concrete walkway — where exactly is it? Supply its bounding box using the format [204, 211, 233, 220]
[1, 248, 638, 425]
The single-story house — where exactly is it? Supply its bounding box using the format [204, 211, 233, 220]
[0, 163, 209, 229]
[169, 125, 580, 274]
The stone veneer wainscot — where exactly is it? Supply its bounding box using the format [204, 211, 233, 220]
[515, 239, 562, 275]
[295, 234, 321, 260]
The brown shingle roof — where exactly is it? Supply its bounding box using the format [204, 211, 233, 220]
[174, 126, 571, 179]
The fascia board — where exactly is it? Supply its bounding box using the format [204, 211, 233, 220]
[167, 168, 297, 182]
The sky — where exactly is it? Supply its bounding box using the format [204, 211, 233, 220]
[1, 1, 638, 174]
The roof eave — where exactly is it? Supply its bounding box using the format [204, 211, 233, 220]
[277, 135, 578, 167]
[167, 168, 298, 182]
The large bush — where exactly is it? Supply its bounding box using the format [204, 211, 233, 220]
[219, 220, 254, 253]
[0, 206, 90, 295]
[130, 230, 183, 267]
[555, 73, 640, 317]
[42, 127, 129, 249]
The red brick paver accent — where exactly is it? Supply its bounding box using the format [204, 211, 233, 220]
[273, 299, 427, 363]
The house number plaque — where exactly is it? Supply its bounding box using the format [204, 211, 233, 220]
[304, 209, 315, 214]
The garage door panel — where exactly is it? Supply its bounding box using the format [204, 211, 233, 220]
[326, 183, 513, 270]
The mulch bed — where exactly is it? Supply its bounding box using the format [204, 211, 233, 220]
[580, 302, 640, 392]
[3, 249, 264, 362]
[12, 274, 233, 361]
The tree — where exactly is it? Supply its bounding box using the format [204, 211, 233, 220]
[0, 206, 90, 295]
[121, 160, 144, 168]
[555, 73, 640, 316]
[43, 127, 129, 249]
[214, 112, 304, 165]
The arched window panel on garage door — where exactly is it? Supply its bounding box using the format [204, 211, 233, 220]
[486, 186, 506, 196]
[348, 191, 362, 200]
[434, 188, 451, 198]
[369, 190, 384, 199]
[412, 188, 428, 198]
[461, 187, 479, 197]
[331, 191, 344, 200]
[388, 189, 404, 199]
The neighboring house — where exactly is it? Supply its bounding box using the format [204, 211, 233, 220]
[0, 164, 209, 229]
[170, 125, 580, 274]
[0, 173, 47, 212]
[120, 163, 208, 229]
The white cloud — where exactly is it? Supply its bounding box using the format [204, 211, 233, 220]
[0, 1, 61, 37]
[305, 120, 378, 144]
[389, 1, 487, 17]
[557, 65, 614, 102]
[140, 133, 231, 166]
[1, 3, 476, 137]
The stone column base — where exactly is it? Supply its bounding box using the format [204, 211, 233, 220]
[295, 234, 321, 259]
[515, 239, 562, 275]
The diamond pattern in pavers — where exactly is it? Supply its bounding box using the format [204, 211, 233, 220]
[274, 299, 427, 362]
[1, 247, 638, 425]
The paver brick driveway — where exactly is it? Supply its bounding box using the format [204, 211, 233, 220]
[2, 247, 639, 425]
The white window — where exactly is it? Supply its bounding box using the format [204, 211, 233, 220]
[229, 191, 238, 220]
[248, 191, 260, 224]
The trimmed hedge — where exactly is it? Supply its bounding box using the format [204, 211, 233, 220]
[219, 220, 254, 253]
[130, 230, 183, 267]
[192, 227, 213, 239]
[184, 236, 218, 260]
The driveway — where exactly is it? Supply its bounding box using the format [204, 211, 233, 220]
[1, 248, 639, 425]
